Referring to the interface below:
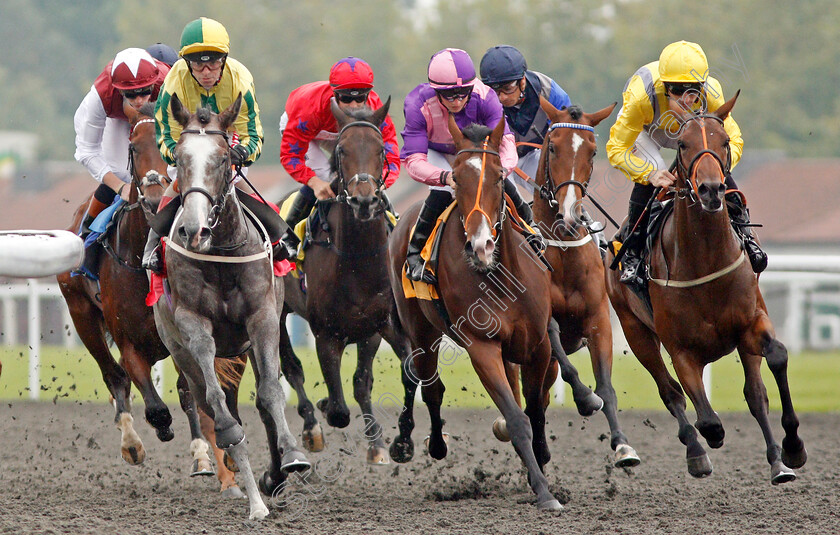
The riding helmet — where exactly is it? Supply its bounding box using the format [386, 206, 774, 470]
[427, 48, 476, 89]
[329, 57, 375, 90]
[479, 45, 527, 85]
[110, 48, 160, 90]
[659, 41, 708, 84]
[179, 17, 230, 61]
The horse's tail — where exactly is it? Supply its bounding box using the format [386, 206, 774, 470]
[215, 355, 247, 390]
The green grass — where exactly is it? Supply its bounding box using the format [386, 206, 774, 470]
[1, 344, 838, 412]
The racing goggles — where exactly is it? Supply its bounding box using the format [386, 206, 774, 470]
[665, 82, 703, 96]
[121, 87, 153, 99]
[436, 86, 473, 102]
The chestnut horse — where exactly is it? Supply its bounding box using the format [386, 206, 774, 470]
[58, 102, 244, 496]
[532, 99, 640, 467]
[605, 92, 807, 483]
[278, 98, 414, 464]
[389, 116, 562, 510]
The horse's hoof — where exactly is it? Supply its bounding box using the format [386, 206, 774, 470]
[367, 446, 390, 465]
[190, 458, 215, 477]
[537, 498, 563, 511]
[316, 398, 328, 412]
[121, 445, 145, 465]
[492, 416, 511, 442]
[771, 460, 796, 485]
[281, 450, 311, 473]
[249, 501, 270, 521]
[223, 451, 239, 473]
[575, 393, 604, 417]
[259, 470, 287, 497]
[302, 424, 325, 452]
[389, 438, 414, 464]
[155, 427, 175, 442]
[686, 454, 713, 478]
[221, 485, 246, 499]
[424, 433, 449, 460]
[782, 443, 807, 469]
[614, 444, 641, 468]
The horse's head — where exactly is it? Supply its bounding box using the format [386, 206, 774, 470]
[448, 114, 506, 270]
[672, 91, 739, 213]
[170, 92, 242, 252]
[329, 97, 391, 221]
[124, 100, 170, 219]
[538, 98, 615, 235]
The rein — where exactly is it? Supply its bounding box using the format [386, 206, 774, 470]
[178, 127, 236, 232]
[330, 120, 388, 209]
[457, 141, 504, 241]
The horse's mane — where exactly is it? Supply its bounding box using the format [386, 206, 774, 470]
[196, 106, 213, 125]
[461, 123, 492, 144]
[139, 102, 156, 118]
[567, 105, 583, 121]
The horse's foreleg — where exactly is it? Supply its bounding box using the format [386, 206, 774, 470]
[198, 409, 245, 498]
[739, 350, 797, 484]
[470, 340, 561, 511]
[354, 335, 389, 464]
[279, 317, 322, 452]
[621, 315, 710, 477]
[585, 311, 640, 467]
[175, 369, 214, 478]
[314, 334, 351, 428]
[119, 347, 173, 442]
[670, 352, 724, 449]
[247, 313, 310, 498]
[548, 318, 603, 416]
[381, 319, 418, 463]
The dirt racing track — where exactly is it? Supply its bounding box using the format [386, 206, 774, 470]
[0, 402, 837, 534]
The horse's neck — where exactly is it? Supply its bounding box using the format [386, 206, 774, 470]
[217, 197, 254, 247]
[118, 197, 148, 255]
[670, 198, 740, 266]
[329, 204, 388, 256]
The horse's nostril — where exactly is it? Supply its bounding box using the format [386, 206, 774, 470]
[199, 228, 212, 241]
[177, 227, 188, 240]
[464, 241, 474, 255]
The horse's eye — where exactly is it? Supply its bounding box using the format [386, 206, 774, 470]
[548, 143, 556, 154]
[677, 141, 686, 149]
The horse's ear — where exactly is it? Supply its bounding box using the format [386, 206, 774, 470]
[170, 93, 191, 127]
[330, 97, 351, 126]
[446, 112, 464, 147]
[370, 96, 391, 128]
[123, 99, 139, 124]
[539, 95, 563, 123]
[714, 90, 740, 121]
[218, 92, 242, 131]
[489, 116, 506, 150]
[586, 102, 617, 127]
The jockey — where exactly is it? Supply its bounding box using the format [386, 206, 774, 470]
[143, 17, 270, 273]
[279, 56, 400, 255]
[73, 47, 169, 279]
[401, 48, 542, 284]
[606, 40, 765, 290]
[479, 45, 570, 189]
[145, 43, 179, 67]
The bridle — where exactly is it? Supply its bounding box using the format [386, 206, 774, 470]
[329, 120, 388, 212]
[127, 118, 170, 219]
[538, 122, 595, 213]
[177, 127, 235, 230]
[674, 114, 731, 202]
[456, 139, 505, 242]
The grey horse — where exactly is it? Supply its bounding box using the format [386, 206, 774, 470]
[152, 93, 309, 520]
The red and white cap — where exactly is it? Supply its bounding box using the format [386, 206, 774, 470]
[111, 48, 160, 90]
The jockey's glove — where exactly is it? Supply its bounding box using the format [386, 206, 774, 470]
[230, 144, 249, 166]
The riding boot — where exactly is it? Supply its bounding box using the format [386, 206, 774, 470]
[142, 228, 164, 274]
[282, 190, 316, 259]
[79, 186, 115, 238]
[725, 192, 767, 273]
[503, 179, 544, 254]
[405, 189, 451, 284]
[618, 202, 648, 289]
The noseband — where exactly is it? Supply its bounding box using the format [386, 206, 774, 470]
[675, 115, 732, 201]
[456, 140, 504, 241]
[177, 127, 234, 229]
[331, 121, 388, 210]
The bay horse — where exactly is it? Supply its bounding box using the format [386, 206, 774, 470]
[58, 102, 245, 495]
[530, 99, 640, 467]
[389, 116, 562, 510]
[278, 98, 414, 464]
[152, 93, 309, 520]
[605, 92, 807, 483]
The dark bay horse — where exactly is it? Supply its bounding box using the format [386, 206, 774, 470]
[605, 92, 806, 483]
[389, 116, 562, 510]
[152, 94, 309, 520]
[531, 99, 640, 467]
[278, 98, 414, 464]
[58, 102, 244, 494]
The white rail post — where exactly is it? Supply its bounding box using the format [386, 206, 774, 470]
[553, 375, 566, 406]
[27, 279, 41, 400]
[2, 296, 16, 346]
[152, 360, 165, 397]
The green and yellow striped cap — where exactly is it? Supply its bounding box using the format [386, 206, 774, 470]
[179, 17, 230, 57]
